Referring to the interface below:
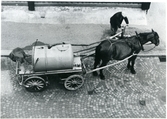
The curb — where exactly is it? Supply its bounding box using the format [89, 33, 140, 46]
[2, 2, 142, 8]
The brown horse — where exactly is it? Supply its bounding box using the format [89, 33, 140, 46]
[93, 29, 160, 79]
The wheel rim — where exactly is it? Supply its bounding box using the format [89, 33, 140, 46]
[64, 75, 84, 90]
[24, 78, 45, 91]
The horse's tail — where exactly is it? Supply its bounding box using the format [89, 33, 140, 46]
[95, 45, 100, 56]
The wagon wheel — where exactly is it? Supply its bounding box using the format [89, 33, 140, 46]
[24, 76, 46, 92]
[64, 75, 84, 91]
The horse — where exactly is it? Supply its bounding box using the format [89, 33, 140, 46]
[93, 29, 160, 80]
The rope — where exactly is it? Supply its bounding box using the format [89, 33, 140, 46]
[77, 49, 95, 55]
[85, 49, 162, 74]
[144, 42, 153, 45]
[73, 31, 123, 54]
[142, 45, 156, 52]
[74, 46, 96, 53]
[72, 31, 123, 47]
[86, 53, 137, 74]
[145, 45, 158, 52]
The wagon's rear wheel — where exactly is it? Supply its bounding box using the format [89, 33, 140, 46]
[24, 76, 46, 92]
[64, 75, 84, 91]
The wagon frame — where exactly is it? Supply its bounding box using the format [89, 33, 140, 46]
[16, 54, 86, 92]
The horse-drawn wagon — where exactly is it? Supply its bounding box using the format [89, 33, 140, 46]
[8, 26, 160, 92]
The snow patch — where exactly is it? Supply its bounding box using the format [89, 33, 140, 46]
[1, 6, 147, 25]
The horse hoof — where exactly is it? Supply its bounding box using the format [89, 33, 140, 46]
[93, 72, 98, 76]
[131, 70, 136, 74]
[88, 90, 98, 95]
[127, 65, 131, 69]
[88, 90, 94, 95]
[100, 75, 105, 80]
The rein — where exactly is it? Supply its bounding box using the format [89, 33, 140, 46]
[142, 44, 156, 52]
[137, 33, 157, 52]
[144, 42, 153, 45]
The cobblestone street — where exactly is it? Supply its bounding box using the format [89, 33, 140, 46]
[1, 56, 166, 118]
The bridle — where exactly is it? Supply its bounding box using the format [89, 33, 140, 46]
[137, 32, 158, 52]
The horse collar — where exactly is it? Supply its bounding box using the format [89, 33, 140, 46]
[136, 36, 144, 51]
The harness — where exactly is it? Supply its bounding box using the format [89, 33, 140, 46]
[136, 34, 157, 52]
[107, 33, 157, 54]
[107, 36, 143, 53]
[133, 36, 144, 51]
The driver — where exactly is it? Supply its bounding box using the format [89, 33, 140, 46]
[110, 12, 129, 36]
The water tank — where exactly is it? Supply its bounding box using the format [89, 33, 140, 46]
[32, 44, 74, 72]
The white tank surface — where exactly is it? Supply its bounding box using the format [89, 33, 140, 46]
[32, 44, 74, 72]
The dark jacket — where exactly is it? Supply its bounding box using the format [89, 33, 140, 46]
[110, 12, 129, 30]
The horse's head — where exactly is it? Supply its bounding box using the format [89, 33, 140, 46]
[137, 29, 160, 46]
[147, 29, 160, 46]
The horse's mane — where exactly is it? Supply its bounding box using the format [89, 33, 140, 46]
[139, 31, 159, 37]
[139, 32, 152, 36]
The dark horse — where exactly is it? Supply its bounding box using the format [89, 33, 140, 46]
[93, 29, 160, 79]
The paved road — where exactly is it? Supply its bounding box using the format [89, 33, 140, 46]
[1, 56, 166, 118]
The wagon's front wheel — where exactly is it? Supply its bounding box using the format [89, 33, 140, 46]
[64, 75, 84, 91]
[24, 76, 46, 92]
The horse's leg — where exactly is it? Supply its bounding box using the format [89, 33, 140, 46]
[93, 46, 102, 76]
[99, 59, 109, 80]
[127, 58, 131, 69]
[130, 56, 137, 74]
[93, 56, 101, 76]
[127, 56, 135, 70]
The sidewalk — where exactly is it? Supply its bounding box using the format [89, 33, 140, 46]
[1, 6, 147, 25]
[1, 5, 166, 56]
